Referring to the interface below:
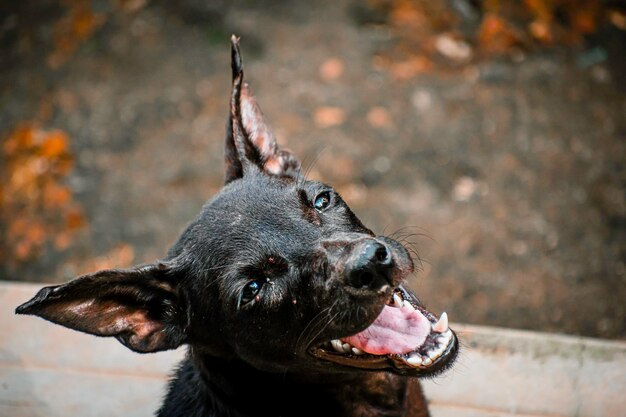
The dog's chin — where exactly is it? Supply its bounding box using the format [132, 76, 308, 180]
[308, 285, 458, 378]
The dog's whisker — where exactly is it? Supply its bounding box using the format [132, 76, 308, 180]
[301, 309, 341, 356]
[301, 145, 328, 185]
[381, 222, 395, 238]
[295, 299, 340, 354]
[296, 304, 335, 350]
[387, 225, 435, 242]
[296, 148, 316, 187]
[396, 241, 425, 272]
[295, 306, 331, 349]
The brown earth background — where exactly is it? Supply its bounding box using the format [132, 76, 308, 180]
[1, 0, 625, 340]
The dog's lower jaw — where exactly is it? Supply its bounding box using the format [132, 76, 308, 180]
[157, 349, 431, 417]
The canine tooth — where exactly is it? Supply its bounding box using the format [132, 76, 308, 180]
[352, 347, 364, 355]
[393, 293, 403, 308]
[342, 343, 352, 353]
[403, 301, 415, 312]
[432, 312, 449, 333]
[427, 349, 441, 360]
[422, 357, 433, 366]
[331, 340, 344, 353]
[406, 353, 422, 367]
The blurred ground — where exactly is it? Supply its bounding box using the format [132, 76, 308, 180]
[1, 0, 625, 339]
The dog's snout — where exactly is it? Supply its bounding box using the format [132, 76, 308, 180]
[347, 241, 393, 290]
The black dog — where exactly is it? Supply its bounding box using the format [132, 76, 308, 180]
[16, 36, 458, 417]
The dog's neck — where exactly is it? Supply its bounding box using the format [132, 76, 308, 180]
[157, 349, 430, 417]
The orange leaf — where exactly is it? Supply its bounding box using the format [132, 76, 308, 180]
[366, 107, 393, 129]
[3, 125, 34, 155]
[569, 7, 598, 34]
[319, 58, 344, 81]
[40, 131, 69, 158]
[66, 209, 86, 230]
[314, 107, 346, 128]
[529, 19, 553, 43]
[54, 231, 73, 250]
[25, 222, 47, 246]
[478, 13, 520, 53]
[393, 56, 432, 80]
[14, 241, 33, 261]
[43, 183, 72, 209]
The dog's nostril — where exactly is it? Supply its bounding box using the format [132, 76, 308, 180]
[374, 245, 390, 265]
[363, 242, 391, 267]
[355, 271, 375, 288]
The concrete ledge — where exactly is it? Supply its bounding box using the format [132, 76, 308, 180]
[422, 324, 625, 417]
[2, 282, 624, 416]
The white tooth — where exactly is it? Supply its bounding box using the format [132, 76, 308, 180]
[331, 340, 344, 353]
[406, 353, 422, 367]
[427, 350, 440, 360]
[422, 357, 433, 366]
[403, 301, 416, 311]
[342, 343, 352, 353]
[352, 347, 364, 355]
[393, 293, 403, 308]
[447, 331, 454, 341]
[432, 312, 449, 333]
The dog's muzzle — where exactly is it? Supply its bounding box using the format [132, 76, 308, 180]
[311, 235, 458, 377]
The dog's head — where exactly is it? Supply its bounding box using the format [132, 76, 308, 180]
[16, 37, 457, 379]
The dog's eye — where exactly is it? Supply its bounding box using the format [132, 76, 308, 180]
[313, 191, 332, 211]
[241, 280, 262, 305]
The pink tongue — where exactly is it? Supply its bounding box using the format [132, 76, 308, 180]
[342, 305, 431, 355]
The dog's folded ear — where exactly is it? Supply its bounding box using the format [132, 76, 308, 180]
[225, 35, 301, 183]
[15, 262, 187, 353]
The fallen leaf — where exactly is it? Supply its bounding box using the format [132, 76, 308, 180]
[319, 58, 344, 81]
[435, 34, 473, 61]
[477, 13, 521, 53]
[389, 56, 432, 80]
[0, 123, 86, 266]
[529, 19, 553, 44]
[366, 107, 393, 128]
[314, 107, 346, 128]
[48, 0, 106, 69]
[40, 131, 69, 158]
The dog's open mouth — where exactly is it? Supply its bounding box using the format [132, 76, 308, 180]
[310, 285, 458, 376]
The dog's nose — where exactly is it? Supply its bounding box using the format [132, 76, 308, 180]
[346, 240, 393, 290]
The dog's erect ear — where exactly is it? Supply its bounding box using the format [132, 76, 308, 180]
[225, 35, 300, 183]
[15, 263, 187, 353]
